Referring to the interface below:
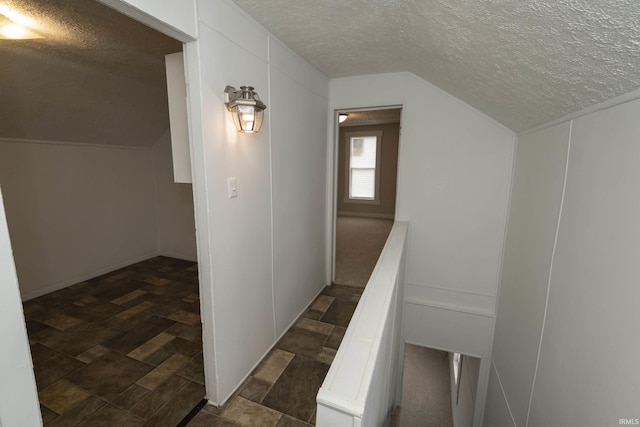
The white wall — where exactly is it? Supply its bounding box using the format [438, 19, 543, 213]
[488, 123, 570, 426]
[330, 73, 515, 426]
[0, 139, 159, 300]
[182, 0, 329, 404]
[0, 188, 41, 426]
[330, 72, 514, 317]
[152, 129, 197, 261]
[488, 97, 640, 426]
[270, 41, 329, 336]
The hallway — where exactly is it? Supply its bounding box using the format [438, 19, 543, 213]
[23, 216, 393, 426]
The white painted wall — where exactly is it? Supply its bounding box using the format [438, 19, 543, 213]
[330, 73, 515, 426]
[529, 100, 640, 426]
[488, 123, 570, 426]
[330, 73, 514, 317]
[0, 139, 159, 300]
[184, 0, 329, 403]
[152, 129, 197, 261]
[0, 188, 41, 426]
[488, 97, 640, 426]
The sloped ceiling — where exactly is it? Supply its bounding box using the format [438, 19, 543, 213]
[231, 0, 640, 133]
[0, 0, 181, 147]
[3, 1, 639, 143]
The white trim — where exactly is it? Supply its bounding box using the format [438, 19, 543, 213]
[0, 137, 153, 151]
[96, 0, 197, 42]
[267, 37, 278, 344]
[404, 297, 496, 319]
[21, 252, 160, 301]
[407, 282, 496, 298]
[336, 211, 394, 219]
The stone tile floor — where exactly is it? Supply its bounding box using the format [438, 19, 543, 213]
[24, 257, 204, 426]
[23, 256, 363, 426]
[187, 284, 362, 427]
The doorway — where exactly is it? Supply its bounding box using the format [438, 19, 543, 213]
[332, 107, 402, 287]
[0, 0, 204, 424]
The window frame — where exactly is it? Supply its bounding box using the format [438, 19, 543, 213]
[344, 130, 383, 205]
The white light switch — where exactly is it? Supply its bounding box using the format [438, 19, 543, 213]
[227, 177, 237, 199]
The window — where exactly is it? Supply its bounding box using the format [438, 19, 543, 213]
[345, 131, 383, 204]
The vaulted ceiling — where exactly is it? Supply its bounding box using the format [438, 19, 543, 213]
[2, 1, 639, 147]
[231, 0, 640, 133]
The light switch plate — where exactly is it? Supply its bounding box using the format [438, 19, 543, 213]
[227, 177, 237, 199]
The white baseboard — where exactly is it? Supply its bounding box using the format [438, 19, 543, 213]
[21, 252, 160, 301]
[337, 211, 394, 219]
[404, 282, 496, 317]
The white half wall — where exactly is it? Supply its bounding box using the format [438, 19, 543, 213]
[0, 188, 41, 426]
[0, 139, 159, 300]
[152, 129, 197, 261]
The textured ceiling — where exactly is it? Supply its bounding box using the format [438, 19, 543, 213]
[0, 0, 181, 146]
[232, 0, 640, 133]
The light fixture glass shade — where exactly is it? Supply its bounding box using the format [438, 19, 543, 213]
[339, 113, 348, 123]
[224, 85, 267, 134]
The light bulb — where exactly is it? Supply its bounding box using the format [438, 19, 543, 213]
[1, 22, 27, 39]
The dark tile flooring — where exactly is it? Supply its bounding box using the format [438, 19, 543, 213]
[188, 284, 362, 427]
[23, 257, 204, 426]
[23, 256, 363, 426]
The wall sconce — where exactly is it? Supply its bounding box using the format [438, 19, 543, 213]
[224, 85, 267, 134]
[338, 113, 349, 123]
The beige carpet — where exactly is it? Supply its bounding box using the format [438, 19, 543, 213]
[334, 216, 394, 288]
[396, 345, 454, 427]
